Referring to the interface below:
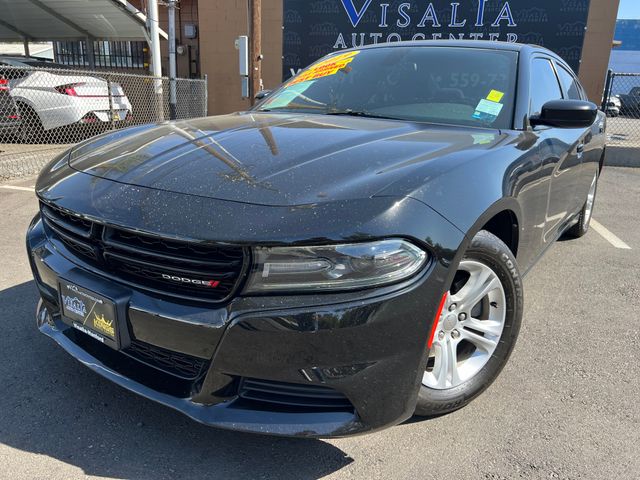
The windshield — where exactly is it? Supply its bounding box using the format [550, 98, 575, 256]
[257, 46, 518, 129]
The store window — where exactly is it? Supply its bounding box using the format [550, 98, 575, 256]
[54, 41, 147, 70]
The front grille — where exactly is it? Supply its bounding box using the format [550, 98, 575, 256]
[238, 378, 354, 411]
[41, 204, 99, 260]
[40, 202, 247, 303]
[123, 339, 208, 380]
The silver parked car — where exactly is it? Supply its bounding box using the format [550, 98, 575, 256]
[605, 95, 621, 117]
[0, 56, 132, 141]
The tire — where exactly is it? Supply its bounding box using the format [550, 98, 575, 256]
[414, 230, 523, 417]
[16, 103, 46, 144]
[565, 171, 598, 239]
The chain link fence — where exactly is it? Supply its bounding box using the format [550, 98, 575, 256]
[0, 65, 207, 180]
[602, 71, 640, 149]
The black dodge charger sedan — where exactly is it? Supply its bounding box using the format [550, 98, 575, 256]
[27, 41, 606, 437]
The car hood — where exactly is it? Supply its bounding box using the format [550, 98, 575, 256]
[68, 112, 507, 206]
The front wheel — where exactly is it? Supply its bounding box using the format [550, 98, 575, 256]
[415, 230, 523, 416]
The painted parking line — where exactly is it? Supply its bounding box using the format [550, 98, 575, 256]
[0, 185, 35, 192]
[591, 219, 632, 250]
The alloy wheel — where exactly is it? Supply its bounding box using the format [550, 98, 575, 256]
[423, 260, 507, 390]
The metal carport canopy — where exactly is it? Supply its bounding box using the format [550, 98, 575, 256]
[0, 0, 167, 41]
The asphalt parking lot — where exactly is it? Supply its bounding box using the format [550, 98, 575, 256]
[0, 167, 638, 480]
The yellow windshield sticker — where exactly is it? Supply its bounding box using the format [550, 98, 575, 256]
[287, 51, 360, 86]
[487, 90, 505, 103]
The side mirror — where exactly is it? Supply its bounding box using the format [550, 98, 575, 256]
[255, 89, 272, 100]
[530, 100, 598, 129]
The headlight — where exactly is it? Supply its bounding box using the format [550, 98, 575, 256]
[245, 239, 428, 293]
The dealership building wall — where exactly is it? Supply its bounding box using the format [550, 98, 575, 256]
[191, 0, 617, 116]
[197, 0, 283, 114]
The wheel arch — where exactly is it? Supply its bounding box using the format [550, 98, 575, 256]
[463, 198, 523, 259]
[479, 210, 520, 257]
[11, 94, 37, 110]
[14, 98, 42, 121]
[438, 197, 524, 302]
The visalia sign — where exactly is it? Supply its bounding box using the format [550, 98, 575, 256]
[340, 0, 517, 33]
[335, 0, 517, 47]
[283, 0, 591, 78]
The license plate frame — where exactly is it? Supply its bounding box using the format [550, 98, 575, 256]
[59, 279, 120, 350]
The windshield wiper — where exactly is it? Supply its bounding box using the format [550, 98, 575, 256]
[325, 109, 403, 120]
[258, 107, 322, 113]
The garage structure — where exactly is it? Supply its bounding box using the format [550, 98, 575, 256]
[0, 0, 167, 67]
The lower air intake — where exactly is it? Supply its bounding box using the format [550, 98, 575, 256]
[123, 340, 208, 380]
[238, 378, 353, 411]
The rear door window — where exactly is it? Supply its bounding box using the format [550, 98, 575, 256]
[529, 58, 563, 115]
[556, 65, 583, 100]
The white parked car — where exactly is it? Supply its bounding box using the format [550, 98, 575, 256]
[0, 56, 132, 141]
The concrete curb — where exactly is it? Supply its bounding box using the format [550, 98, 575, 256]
[605, 147, 640, 168]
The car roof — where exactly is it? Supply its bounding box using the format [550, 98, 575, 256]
[0, 55, 59, 67]
[332, 40, 568, 67]
[0, 55, 53, 60]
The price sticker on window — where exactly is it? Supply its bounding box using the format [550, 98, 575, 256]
[287, 51, 360, 87]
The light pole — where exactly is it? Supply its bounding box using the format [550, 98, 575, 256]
[147, 0, 164, 120]
[167, 0, 178, 119]
[249, 0, 263, 104]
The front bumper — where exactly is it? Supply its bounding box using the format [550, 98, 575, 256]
[37, 316, 358, 437]
[27, 196, 462, 437]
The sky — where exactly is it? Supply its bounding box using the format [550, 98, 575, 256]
[618, 0, 640, 19]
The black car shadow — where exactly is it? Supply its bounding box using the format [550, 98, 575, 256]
[0, 281, 353, 480]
